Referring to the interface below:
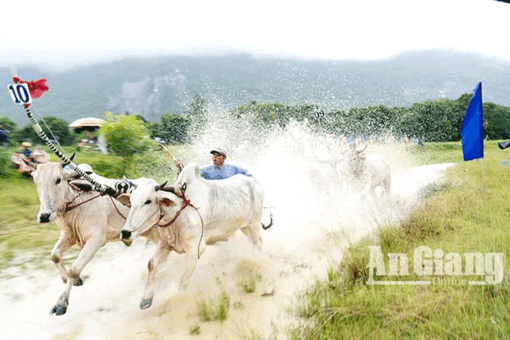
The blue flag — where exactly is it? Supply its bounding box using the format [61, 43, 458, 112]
[461, 82, 483, 161]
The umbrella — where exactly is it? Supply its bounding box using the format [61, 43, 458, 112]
[69, 117, 106, 128]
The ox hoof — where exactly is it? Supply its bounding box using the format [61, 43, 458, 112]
[121, 239, 133, 247]
[140, 298, 153, 310]
[50, 304, 67, 316]
[73, 277, 84, 286]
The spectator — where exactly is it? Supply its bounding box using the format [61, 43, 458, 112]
[12, 142, 35, 176]
[19, 142, 33, 158]
[0, 125, 8, 146]
[86, 131, 97, 144]
[32, 146, 50, 164]
[77, 139, 88, 152]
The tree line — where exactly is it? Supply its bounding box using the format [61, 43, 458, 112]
[1, 93, 509, 152]
[231, 93, 510, 142]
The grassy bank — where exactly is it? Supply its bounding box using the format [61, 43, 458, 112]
[291, 141, 510, 339]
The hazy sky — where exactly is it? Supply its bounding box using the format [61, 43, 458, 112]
[1, 0, 508, 71]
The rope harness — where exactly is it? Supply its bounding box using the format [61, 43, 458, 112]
[64, 183, 127, 220]
[64, 192, 101, 213]
[108, 195, 128, 220]
[157, 196, 195, 228]
[152, 196, 205, 259]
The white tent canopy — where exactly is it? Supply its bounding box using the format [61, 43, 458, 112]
[69, 117, 106, 128]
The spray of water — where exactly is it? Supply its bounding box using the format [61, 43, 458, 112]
[0, 105, 454, 339]
[189, 107, 426, 248]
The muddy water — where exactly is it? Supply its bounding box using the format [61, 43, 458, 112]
[0, 121, 454, 340]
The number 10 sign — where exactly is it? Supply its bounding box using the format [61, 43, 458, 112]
[7, 83, 32, 104]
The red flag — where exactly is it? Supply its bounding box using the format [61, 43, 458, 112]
[12, 77, 49, 99]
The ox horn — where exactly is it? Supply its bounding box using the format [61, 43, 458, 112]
[154, 181, 168, 191]
[61, 153, 76, 167]
[157, 183, 184, 198]
[22, 157, 38, 169]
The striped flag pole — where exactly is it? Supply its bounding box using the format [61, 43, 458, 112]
[11, 73, 116, 195]
[22, 104, 113, 193]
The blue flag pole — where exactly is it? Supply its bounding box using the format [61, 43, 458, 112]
[461, 82, 485, 192]
[461, 82, 484, 161]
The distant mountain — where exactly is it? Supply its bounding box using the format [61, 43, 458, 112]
[2, 50, 509, 127]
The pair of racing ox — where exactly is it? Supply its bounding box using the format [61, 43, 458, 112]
[31, 160, 273, 315]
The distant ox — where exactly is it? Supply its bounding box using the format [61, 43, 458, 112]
[346, 144, 391, 198]
[117, 163, 273, 309]
[31, 160, 156, 315]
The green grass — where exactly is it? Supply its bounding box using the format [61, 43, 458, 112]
[195, 291, 231, 323]
[0, 176, 59, 269]
[239, 273, 262, 294]
[290, 141, 510, 339]
[406, 141, 464, 165]
[189, 324, 201, 335]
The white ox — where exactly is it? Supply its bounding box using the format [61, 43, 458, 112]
[31, 161, 157, 315]
[345, 144, 391, 198]
[117, 163, 273, 309]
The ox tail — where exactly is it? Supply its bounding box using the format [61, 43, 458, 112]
[261, 212, 274, 230]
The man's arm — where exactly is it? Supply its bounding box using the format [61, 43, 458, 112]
[174, 159, 184, 177]
[235, 164, 253, 177]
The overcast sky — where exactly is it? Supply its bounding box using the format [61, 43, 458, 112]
[1, 0, 508, 71]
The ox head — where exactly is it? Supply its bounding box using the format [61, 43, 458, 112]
[117, 181, 185, 245]
[31, 158, 84, 223]
[347, 143, 367, 177]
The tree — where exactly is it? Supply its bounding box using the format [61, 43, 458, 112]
[15, 116, 75, 146]
[231, 102, 320, 130]
[0, 117, 17, 146]
[456, 93, 472, 111]
[188, 94, 207, 121]
[483, 102, 510, 140]
[135, 114, 148, 124]
[401, 100, 464, 142]
[0, 117, 17, 134]
[151, 112, 189, 144]
[100, 112, 156, 173]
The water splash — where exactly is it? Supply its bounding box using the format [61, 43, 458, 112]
[0, 106, 454, 339]
[188, 108, 446, 250]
